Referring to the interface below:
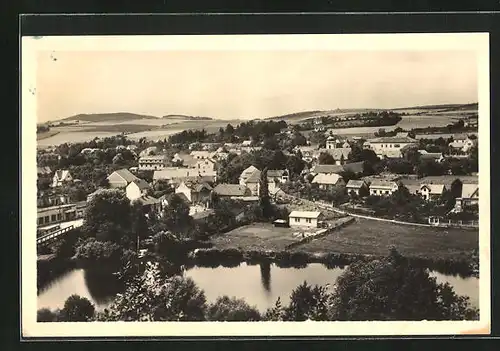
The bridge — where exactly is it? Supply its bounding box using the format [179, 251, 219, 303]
[37, 225, 75, 247]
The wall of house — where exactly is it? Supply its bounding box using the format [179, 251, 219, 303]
[175, 184, 192, 202]
[366, 142, 414, 158]
[247, 182, 259, 196]
[37, 205, 77, 227]
[369, 188, 394, 196]
[289, 216, 318, 228]
[126, 183, 143, 201]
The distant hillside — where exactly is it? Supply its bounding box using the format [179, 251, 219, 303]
[162, 114, 213, 121]
[391, 103, 478, 111]
[63, 112, 159, 122]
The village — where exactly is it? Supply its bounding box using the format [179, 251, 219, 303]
[36, 114, 479, 254]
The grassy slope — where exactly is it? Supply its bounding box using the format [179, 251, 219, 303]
[63, 112, 159, 122]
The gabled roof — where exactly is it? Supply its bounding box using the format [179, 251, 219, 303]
[245, 170, 262, 183]
[321, 148, 351, 160]
[213, 184, 250, 197]
[153, 167, 197, 181]
[369, 180, 398, 189]
[159, 192, 191, 204]
[367, 136, 418, 144]
[312, 173, 344, 185]
[134, 195, 160, 206]
[346, 179, 367, 188]
[110, 168, 138, 183]
[420, 184, 445, 195]
[139, 155, 168, 161]
[310, 164, 344, 174]
[130, 178, 151, 191]
[240, 165, 260, 181]
[289, 210, 322, 219]
[267, 169, 287, 177]
[54, 169, 71, 181]
[343, 161, 365, 174]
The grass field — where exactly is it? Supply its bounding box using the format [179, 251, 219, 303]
[211, 223, 303, 251]
[294, 218, 478, 259]
[37, 130, 60, 140]
[211, 218, 478, 261]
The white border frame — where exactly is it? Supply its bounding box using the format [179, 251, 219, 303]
[21, 33, 491, 337]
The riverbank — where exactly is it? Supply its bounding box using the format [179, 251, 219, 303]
[189, 247, 477, 278]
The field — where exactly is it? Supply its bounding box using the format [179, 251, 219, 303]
[211, 223, 305, 251]
[210, 218, 478, 261]
[294, 218, 478, 259]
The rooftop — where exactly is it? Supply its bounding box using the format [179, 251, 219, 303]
[289, 210, 322, 219]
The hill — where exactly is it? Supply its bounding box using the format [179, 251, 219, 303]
[62, 112, 159, 123]
[162, 114, 213, 121]
[391, 103, 478, 111]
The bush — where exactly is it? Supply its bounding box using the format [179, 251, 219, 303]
[207, 296, 261, 321]
[37, 308, 58, 322]
[59, 295, 95, 322]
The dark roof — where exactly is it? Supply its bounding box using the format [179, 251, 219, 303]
[368, 136, 417, 144]
[131, 178, 151, 190]
[160, 192, 191, 204]
[135, 195, 160, 206]
[112, 168, 138, 183]
[213, 184, 251, 197]
[245, 170, 262, 183]
[311, 164, 344, 174]
[191, 209, 215, 221]
[343, 161, 365, 174]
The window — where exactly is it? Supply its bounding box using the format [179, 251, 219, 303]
[51, 214, 56, 222]
[38, 217, 43, 225]
[57, 213, 62, 220]
[44, 216, 50, 224]
[306, 218, 312, 223]
[294, 218, 300, 222]
[385, 190, 389, 195]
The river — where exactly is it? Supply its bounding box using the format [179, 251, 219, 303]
[37, 262, 479, 314]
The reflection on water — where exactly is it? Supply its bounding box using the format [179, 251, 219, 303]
[38, 262, 479, 314]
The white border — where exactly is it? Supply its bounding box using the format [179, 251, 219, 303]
[21, 33, 491, 337]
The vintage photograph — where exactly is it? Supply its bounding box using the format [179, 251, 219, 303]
[22, 34, 490, 337]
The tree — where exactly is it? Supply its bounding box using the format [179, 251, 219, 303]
[330, 248, 478, 321]
[417, 159, 446, 177]
[162, 194, 192, 236]
[282, 281, 331, 321]
[59, 295, 95, 322]
[207, 296, 261, 321]
[130, 201, 150, 243]
[97, 262, 207, 321]
[37, 308, 58, 322]
[258, 167, 272, 220]
[318, 152, 335, 165]
[82, 189, 132, 243]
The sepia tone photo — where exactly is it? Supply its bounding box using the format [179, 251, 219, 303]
[22, 34, 490, 337]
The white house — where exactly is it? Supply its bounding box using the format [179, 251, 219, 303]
[239, 165, 260, 186]
[195, 158, 216, 175]
[363, 136, 418, 159]
[190, 151, 211, 160]
[289, 210, 324, 228]
[51, 170, 73, 188]
[175, 181, 213, 204]
[126, 178, 151, 202]
[139, 146, 159, 157]
[346, 179, 369, 196]
[454, 183, 479, 212]
[138, 155, 168, 171]
[312, 173, 345, 190]
[319, 148, 351, 165]
[418, 150, 445, 163]
[448, 135, 477, 153]
[369, 180, 399, 196]
[107, 168, 139, 188]
[419, 184, 446, 201]
[153, 167, 199, 183]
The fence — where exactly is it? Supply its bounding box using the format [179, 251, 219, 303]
[36, 225, 74, 246]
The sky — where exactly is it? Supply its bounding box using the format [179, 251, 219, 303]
[36, 50, 478, 122]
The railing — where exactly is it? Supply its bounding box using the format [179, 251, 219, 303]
[36, 225, 74, 245]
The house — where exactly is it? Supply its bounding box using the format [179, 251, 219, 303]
[159, 192, 191, 211]
[346, 179, 369, 196]
[139, 146, 159, 157]
[241, 140, 252, 147]
[213, 184, 252, 198]
[267, 170, 289, 192]
[175, 181, 213, 204]
[126, 178, 151, 202]
[195, 158, 216, 175]
[448, 135, 477, 153]
[325, 136, 349, 150]
[319, 148, 352, 165]
[399, 178, 422, 196]
[191, 209, 216, 223]
[172, 153, 197, 167]
[418, 150, 445, 163]
[342, 161, 365, 175]
[37, 204, 77, 227]
[153, 167, 199, 183]
[363, 136, 418, 159]
[126, 145, 138, 151]
[133, 195, 162, 214]
[239, 165, 260, 186]
[37, 192, 71, 208]
[190, 151, 211, 160]
[289, 210, 324, 228]
[269, 187, 286, 201]
[138, 155, 168, 171]
[312, 173, 346, 190]
[51, 170, 73, 188]
[310, 164, 344, 176]
[454, 183, 479, 212]
[369, 180, 399, 196]
[419, 184, 446, 201]
[244, 170, 262, 196]
[107, 168, 139, 188]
